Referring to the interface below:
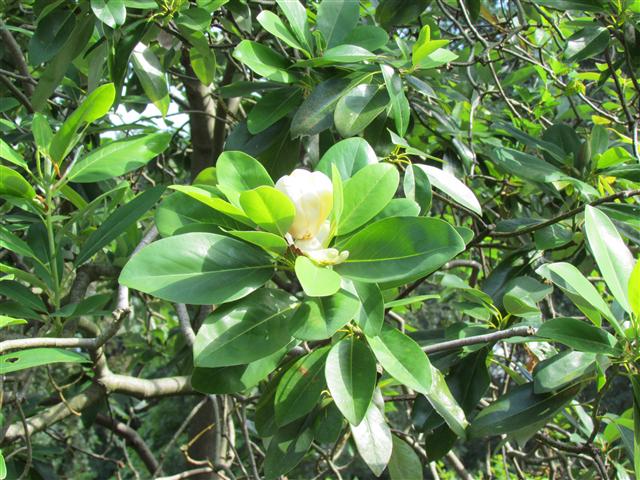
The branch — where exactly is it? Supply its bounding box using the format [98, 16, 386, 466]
[422, 326, 536, 354]
[176, 304, 196, 347]
[94, 413, 159, 474]
[0, 19, 34, 96]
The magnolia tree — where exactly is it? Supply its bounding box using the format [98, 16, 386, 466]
[1, 0, 640, 479]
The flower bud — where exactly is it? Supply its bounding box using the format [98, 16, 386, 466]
[275, 169, 333, 240]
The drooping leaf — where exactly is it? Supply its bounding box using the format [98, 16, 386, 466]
[350, 390, 392, 476]
[388, 435, 423, 480]
[131, 43, 170, 116]
[425, 365, 468, 437]
[0, 347, 89, 374]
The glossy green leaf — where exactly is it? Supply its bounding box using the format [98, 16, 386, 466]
[584, 205, 634, 314]
[119, 232, 274, 305]
[239, 186, 295, 236]
[415, 164, 481, 215]
[131, 43, 170, 116]
[155, 191, 243, 236]
[353, 281, 384, 337]
[275, 346, 330, 425]
[257, 10, 305, 52]
[294, 256, 342, 297]
[468, 382, 580, 438]
[315, 137, 378, 180]
[0, 315, 28, 329]
[403, 163, 432, 213]
[233, 40, 296, 83]
[68, 132, 171, 183]
[0, 166, 36, 200]
[264, 414, 315, 480]
[0, 281, 47, 313]
[336, 217, 465, 284]
[189, 45, 216, 85]
[227, 230, 289, 256]
[247, 87, 302, 134]
[412, 25, 449, 68]
[0, 225, 38, 260]
[502, 276, 552, 317]
[334, 83, 389, 137]
[76, 186, 165, 265]
[536, 317, 619, 354]
[565, 27, 609, 62]
[216, 150, 274, 203]
[91, 0, 126, 28]
[367, 324, 432, 394]
[169, 185, 253, 225]
[630, 258, 640, 318]
[338, 163, 399, 235]
[349, 390, 392, 476]
[290, 77, 350, 137]
[0, 138, 28, 170]
[291, 287, 360, 340]
[632, 375, 640, 479]
[325, 335, 377, 425]
[332, 164, 344, 226]
[50, 83, 116, 164]
[193, 288, 296, 367]
[389, 435, 423, 480]
[191, 346, 287, 394]
[343, 25, 389, 51]
[533, 351, 597, 393]
[0, 347, 89, 374]
[275, 0, 312, 52]
[317, 0, 359, 48]
[381, 65, 410, 136]
[425, 365, 468, 437]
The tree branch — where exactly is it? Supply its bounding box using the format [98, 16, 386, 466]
[422, 326, 536, 354]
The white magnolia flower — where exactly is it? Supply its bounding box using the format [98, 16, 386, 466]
[276, 169, 333, 240]
[276, 169, 348, 266]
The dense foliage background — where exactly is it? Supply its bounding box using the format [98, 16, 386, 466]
[1, 0, 639, 479]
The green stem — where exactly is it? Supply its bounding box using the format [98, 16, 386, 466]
[45, 187, 61, 314]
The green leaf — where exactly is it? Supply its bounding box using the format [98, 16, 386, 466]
[0, 347, 89, 374]
[468, 382, 580, 438]
[325, 335, 377, 425]
[338, 163, 399, 235]
[536, 262, 619, 332]
[534, 0, 605, 10]
[31, 12, 95, 111]
[0, 138, 28, 170]
[335, 217, 465, 284]
[565, 26, 609, 62]
[0, 166, 36, 200]
[294, 256, 341, 297]
[631, 375, 640, 479]
[189, 45, 216, 85]
[389, 435, 423, 480]
[415, 48, 458, 69]
[584, 205, 634, 314]
[0, 281, 47, 313]
[119, 232, 274, 305]
[332, 164, 344, 226]
[247, 87, 302, 134]
[344, 25, 389, 51]
[176, 7, 211, 31]
[367, 324, 432, 395]
[76, 186, 165, 265]
[349, 390, 392, 476]
[315, 137, 378, 180]
[216, 150, 274, 204]
[630, 258, 640, 319]
[68, 132, 171, 183]
[425, 365, 468, 437]
[257, 10, 305, 52]
[191, 346, 287, 394]
[415, 165, 481, 215]
[412, 25, 449, 68]
[317, 0, 359, 48]
[275, 0, 312, 52]
[0, 225, 38, 261]
[352, 281, 384, 337]
[533, 351, 597, 393]
[290, 77, 350, 137]
[232, 40, 297, 83]
[227, 230, 289, 256]
[264, 414, 315, 480]
[131, 43, 170, 116]
[275, 346, 330, 425]
[155, 191, 243, 236]
[502, 276, 552, 317]
[403, 164, 432, 213]
[193, 288, 296, 367]
[239, 186, 295, 236]
[381, 65, 410, 137]
[291, 287, 360, 340]
[536, 317, 619, 355]
[50, 83, 116, 164]
[334, 84, 389, 137]
[0, 315, 28, 329]
[169, 185, 253, 226]
[91, 0, 126, 28]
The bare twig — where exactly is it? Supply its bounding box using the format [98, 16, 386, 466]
[422, 326, 536, 354]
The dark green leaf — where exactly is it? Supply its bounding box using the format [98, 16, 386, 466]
[0, 347, 89, 374]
